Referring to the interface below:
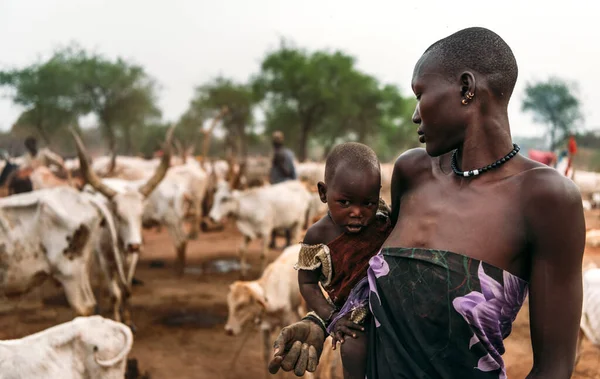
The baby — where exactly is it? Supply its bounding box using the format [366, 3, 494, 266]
[295, 142, 392, 379]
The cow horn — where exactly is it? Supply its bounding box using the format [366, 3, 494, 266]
[138, 124, 176, 198]
[107, 149, 117, 176]
[70, 128, 117, 199]
[94, 322, 134, 367]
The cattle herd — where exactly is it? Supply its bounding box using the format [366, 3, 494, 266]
[4, 131, 600, 378]
[0, 126, 383, 378]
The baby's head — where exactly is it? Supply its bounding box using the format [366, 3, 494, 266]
[317, 142, 381, 234]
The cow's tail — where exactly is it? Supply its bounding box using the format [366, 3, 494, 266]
[86, 196, 128, 289]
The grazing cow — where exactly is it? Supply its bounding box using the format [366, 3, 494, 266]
[225, 244, 306, 370]
[0, 315, 133, 379]
[71, 126, 174, 328]
[209, 179, 313, 277]
[0, 187, 125, 316]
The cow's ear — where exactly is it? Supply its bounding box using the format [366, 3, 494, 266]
[255, 295, 268, 309]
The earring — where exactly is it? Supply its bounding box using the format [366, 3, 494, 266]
[466, 92, 474, 100]
[462, 99, 468, 105]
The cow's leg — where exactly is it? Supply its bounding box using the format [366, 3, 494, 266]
[239, 236, 251, 279]
[176, 241, 188, 276]
[268, 230, 277, 249]
[290, 222, 302, 247]
[165, 216, 188, 276]
[259, 234, 270, 275]
[187, 198, 202, 240]
[109, 277, 123, 322]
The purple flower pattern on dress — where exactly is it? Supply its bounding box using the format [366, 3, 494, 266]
[367, 251, 389, 327]
[452, 262, 528, 379]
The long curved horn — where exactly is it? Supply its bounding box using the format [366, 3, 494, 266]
[70, 128, 117, 199]
[138, 124, 176, 198]
[85, 194, 128, 288]
[94, 322, 134, 367]
[107, 150, 117, 175]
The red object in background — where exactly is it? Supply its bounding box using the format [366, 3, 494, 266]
[528, 149, 557, 166]
[568, 136, 578, 155]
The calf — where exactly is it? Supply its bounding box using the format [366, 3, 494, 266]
[0, 315, 133, 379]
[209, 180, 313, 277]
[225, 244, 306, 370]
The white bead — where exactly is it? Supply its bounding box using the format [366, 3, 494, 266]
[473, 169, 479, 176]
[463, 172, 469, 177]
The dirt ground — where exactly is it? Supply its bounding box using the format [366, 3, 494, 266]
[2, 211, 600, 378]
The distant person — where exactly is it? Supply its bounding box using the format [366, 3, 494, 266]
[566, 133, 578, 176]
[269, 130, 297, 249]
[269, 131, 297, 184]
[21, 136, 68, 174]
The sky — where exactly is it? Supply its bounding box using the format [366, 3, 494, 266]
[0, 0, 598, 140]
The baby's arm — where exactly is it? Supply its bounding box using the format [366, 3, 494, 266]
[298, 270, 335, 323]
[298, 222, 337, 325]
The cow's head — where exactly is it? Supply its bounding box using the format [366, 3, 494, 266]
[72, 126, 175, 253]
[208, 180, 239, 224]
[108, 190, 146, 253]
[71, 316, 134, 377]
[224, 281, 267, 336]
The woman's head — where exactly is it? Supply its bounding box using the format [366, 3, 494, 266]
[411, 27, 518, 156]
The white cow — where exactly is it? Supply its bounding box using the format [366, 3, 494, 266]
[0, 315, 133, 379]
[0, 187, 124, 316]
[142, 161, 209, 274]
[296, 162, 325, 190]
[89, 155, 209, 274]
[576, 263, 600, 365]
[225, 244, 306, 370]
[209, 180, 313, 277]
[71, 127, 173, 328]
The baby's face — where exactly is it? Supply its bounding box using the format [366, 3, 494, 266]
[324, 167, 381, 234]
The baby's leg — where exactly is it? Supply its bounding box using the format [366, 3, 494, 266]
[340, 329, 367, 379]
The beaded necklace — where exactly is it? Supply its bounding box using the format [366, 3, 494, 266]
[451, 143, 520, 178]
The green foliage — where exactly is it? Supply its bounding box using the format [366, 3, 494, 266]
[181, 77, 255, 158]
[254, 40, 416, 162]
[2, 39, 419, 161]
[521, 77, 583, 150]
[0, 44, 161, 154]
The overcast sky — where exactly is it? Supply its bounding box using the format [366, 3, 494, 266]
[1, 0, 598, 139]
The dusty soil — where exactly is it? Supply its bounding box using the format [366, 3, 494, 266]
[2, 211, 600, 378]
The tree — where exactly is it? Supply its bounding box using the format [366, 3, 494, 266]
[253, 42, 347, 162]
[76, 53, 161, 155]
[183, 77, 253, 159]
[0, 45, 161, 155]
[0, 47, 85, 144]
[521, 78, 583, 150]
[254, 40, 413, 162]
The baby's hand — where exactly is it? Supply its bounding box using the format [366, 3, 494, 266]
[331, 315, 364, 350]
